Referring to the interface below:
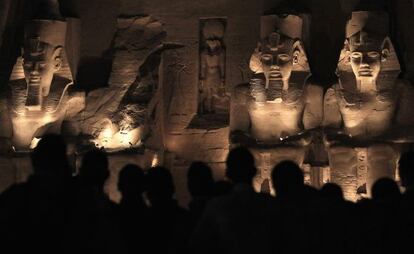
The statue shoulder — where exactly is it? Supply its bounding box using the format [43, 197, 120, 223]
[304, 83, 323, 98]
[232, 83, 250, 103]
[233, 83, 250, 95]
[396, 79, 414, 100]
[324, 85, 340, 103]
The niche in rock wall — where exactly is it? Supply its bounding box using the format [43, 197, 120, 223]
[187, 17, 229, 130]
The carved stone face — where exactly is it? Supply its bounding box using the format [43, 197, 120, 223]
[347, 31, 389, 82]
[252, 32, 304, 84]
[23, 37, 62, 97]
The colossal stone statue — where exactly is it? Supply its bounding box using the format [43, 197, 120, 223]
[0, 1, 84, 152]
[323, 11, 414, 200]
[230, 14, 323, 193]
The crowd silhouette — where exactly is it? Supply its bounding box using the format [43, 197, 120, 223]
[0, 134, 414, 253]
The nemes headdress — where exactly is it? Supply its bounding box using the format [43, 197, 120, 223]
[339, 11, 400, 72]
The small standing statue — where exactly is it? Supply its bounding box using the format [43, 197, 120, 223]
[199, 39, 225, 114]
[0, 0, 84, 151]
[323, 11, 414, 200]
[230, 14, 323, 193]
[198, 19, 227, 115]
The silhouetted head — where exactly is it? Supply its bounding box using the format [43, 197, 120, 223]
[118, 164, 145, 198]
[320, 183, 344, 201]
[372, 177, 401, 200]
[79, 149, 109, 188]
[399, 151, 414, 188]
[146, 166, 175, 205]
[187, 161, 214, 198]
[31, 134, 69, 177]
[226, 147, 256, 184]
[271, 161, 304, 198]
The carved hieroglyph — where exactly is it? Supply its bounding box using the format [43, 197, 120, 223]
[0, 4, 84, 151]
[324, 11, 414, 201]
[230, 14, 323, 193]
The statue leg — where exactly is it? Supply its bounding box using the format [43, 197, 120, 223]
[328, 145, 358, 201]
[205, 87, 213, 113]
[250, 146, 306, 195]
[366, 143, 399, 197]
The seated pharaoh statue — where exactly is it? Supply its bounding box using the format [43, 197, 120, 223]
[0, 1, 84, 152]
[323, 11, 414, 201]
[230, 14, 323, 193]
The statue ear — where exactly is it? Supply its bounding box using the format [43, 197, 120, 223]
[341, 39, 351, 65]
[52, 46, 63, 71]
[292, 40, 306, 65]
[381, 37, 391, 62]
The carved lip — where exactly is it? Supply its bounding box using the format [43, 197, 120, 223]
[269, 72, 283, 80]
[358, 68, 372, 76]
[29, 76, 41, 83]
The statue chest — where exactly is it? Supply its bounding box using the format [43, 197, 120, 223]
[204, 53, 221, 68]
[335, 89, 397, 137]
[248, 100, 305, 141]
[9, 79, 70, 115]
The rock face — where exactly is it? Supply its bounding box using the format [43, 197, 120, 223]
[80, 16, 166, 150]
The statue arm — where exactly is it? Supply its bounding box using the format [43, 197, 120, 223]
[230, 85, 252, 144]
[0, 94, 13, 153]
[219, 50, 225, 81]
[396, 81, 414, 126]
[199, 51, 207, 92]
[323, 87, 342, 130]
[387, 80, 414, 142]
[322, 87, 349, 145]
[303, 84, 323, 130]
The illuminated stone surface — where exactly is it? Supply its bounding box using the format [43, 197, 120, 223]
[324, 11, 414, 201]
[1, 1, 414, 206]
[79, 16, 166, 151]
[0, 2, 84, 151]
[230, 14, 323, 193]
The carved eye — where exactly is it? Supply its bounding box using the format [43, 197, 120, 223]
[351, 52, 362, 60]
[260, 54, 273, 66]
[23, 62, 32, 68]
[278, 54, 291, 62]
[367, 51, 380, 58]
[261, 54, 272, 62]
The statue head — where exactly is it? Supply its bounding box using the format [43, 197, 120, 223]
[250, 15, 309, 101]
[338, 11, 400, 88]
[256, 32, 306, 83]
[22, 20, 67, 109]
[205, 39, 221, 52]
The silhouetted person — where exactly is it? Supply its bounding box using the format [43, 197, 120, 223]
[399, 151, 414, 190]
[320, 183, 344, 201]
[372, 177, 401, 201]
[190, 146, 271, 254]
[146, 166, 190, 254]
[117, 164, 149, 254]
[0, 134, 72, 254]
[68, 149, 124, 253]
[398, 151, 414, 252]
[187, 161, 214, 226]
[359, 178, 402, 254]
[271, 160, 305, 199]
[212, 180, 233, 197]
[319, 182, 356, 254]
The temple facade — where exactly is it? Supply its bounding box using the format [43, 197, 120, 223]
[1, 0, 414, 205]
